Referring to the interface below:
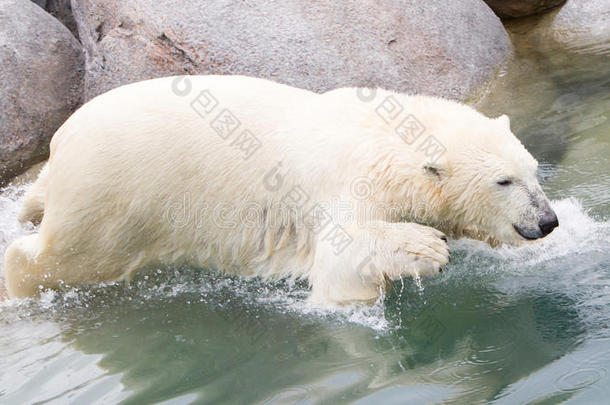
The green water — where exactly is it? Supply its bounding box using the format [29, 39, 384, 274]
[1, 18, 609, 405]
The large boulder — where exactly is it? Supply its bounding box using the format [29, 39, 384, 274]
[544, 0, 610, 53]
[483, 0, 565, 19]
[72, 0, 511, 102]
[508, 0, 610, 55]
[0, 0, 84, 186]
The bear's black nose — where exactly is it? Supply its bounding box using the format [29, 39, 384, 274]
[538, 210, 559, 236]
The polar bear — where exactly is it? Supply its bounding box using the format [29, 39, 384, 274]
[4, 75, 558, 305]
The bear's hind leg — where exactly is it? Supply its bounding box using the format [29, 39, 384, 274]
[4, 233, 53, 298]
[4, 233, 159, 299]
[3, 232, 96, 299]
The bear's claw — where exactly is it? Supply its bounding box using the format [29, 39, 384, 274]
[372, 222, 450, 280]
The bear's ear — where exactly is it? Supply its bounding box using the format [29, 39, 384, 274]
[422, 163, 446, 180]
[496, 114, 511, 130]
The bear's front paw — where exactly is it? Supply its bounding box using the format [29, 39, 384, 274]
[375, 223, 449, 280]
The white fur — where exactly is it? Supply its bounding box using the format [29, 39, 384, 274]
[4, 75, 550, 305]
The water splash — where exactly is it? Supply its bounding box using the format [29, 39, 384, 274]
[451, 198, 609, 266]
[1, 182, 608, 333]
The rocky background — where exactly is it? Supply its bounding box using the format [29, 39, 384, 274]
[0, 0, 607, 186]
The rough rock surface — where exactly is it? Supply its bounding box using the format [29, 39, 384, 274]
[483, 0, 565, 19]
[72, 0, 511, 101]
[31, 0, 79, 39]
[0, 0, 83, 186]
[544, 0, 610, 53]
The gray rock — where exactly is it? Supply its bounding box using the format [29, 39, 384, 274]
[546, 0, 610, 53]
[31, 0, 79, 39]
[72, 0, 510, 102]
[511, 0, 610, 55]
[0, 0, 84, 186]
[483, 0, 565, 19]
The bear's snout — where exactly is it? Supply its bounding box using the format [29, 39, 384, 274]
[513, 207, 559, 241]
[538, 209, 559, 236]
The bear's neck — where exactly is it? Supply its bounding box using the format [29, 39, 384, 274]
[362, 150, 448, 227]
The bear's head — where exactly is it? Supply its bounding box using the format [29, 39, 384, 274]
[384, 97, 559, 246]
